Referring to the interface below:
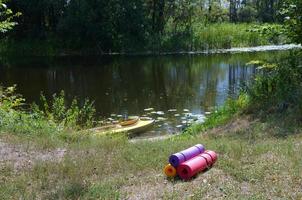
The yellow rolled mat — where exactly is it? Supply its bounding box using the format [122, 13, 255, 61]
[164, 164, 177, 177]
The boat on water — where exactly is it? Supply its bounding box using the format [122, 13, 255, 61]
[119, 116, 139, 126]
[89, 118, 154, 136]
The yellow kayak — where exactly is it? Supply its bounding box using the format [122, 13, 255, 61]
[119, 116, 139, 126]
[90, 119, 154, 136]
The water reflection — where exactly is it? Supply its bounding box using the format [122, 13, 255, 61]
[0, 52, 286, 137]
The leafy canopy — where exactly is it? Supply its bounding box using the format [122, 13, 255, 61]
[0, 0, 20, 33]
[281, 0, 302, 43]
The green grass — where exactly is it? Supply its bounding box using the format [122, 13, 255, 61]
[162, 23, 287, 51]
[1, 85, 302, 199]
[1, 110, 302, 199]
[193, 23, 268, 50]
[185, 94, 249, 136]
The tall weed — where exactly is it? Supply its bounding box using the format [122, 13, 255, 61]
[40, 91, 96, 129]
[0, 86, 96, 137]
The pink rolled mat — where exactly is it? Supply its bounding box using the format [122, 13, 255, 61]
[204, 150, 217, 164]
[169, 144, 205, 167]
[177, 155, 208, 180]
[200, 153, 213, 167]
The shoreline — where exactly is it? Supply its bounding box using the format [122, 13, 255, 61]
[102, 44, 302, 56]
[1, 44, 301, 58]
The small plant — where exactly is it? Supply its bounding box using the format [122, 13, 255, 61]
[0, 85, 25, 110]
[40, 91, 96, 129]
[0, 86, 96, 137]
[0, 85, 59, 136]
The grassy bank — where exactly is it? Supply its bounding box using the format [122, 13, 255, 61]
[1, 86, 302, 199]
[0, 23, 287, 56]
[1, 111, 302, 199]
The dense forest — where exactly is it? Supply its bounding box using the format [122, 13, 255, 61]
[0, 0, 295, 54]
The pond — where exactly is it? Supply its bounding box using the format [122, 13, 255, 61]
[0, 50, 290, 138]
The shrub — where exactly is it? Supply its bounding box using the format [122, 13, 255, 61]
[0, 86, 96, 136]
[40, 91, 96, 129]
[245, 50, 302, 114]
[0, 86, 59, 135]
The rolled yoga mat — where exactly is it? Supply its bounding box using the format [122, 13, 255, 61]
[200, 153, 213, 167]
[163, 164, 177, 177]
[169, 144, 205, 167]
[204, 150, 217, 164]
[177, 155, 208, 180]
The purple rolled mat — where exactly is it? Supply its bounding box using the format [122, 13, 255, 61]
[169, 144, 205, 167]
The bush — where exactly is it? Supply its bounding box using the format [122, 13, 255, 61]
[40, 91, 96, 129]
[0, 86, 59, 135]
[246, 24, 289, 44]
[245, 50, 302, 114]
[238, 5, 257, 22]
[0, 86, 96, 136]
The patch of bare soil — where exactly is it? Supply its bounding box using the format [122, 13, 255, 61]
[0, 140, 66, 170]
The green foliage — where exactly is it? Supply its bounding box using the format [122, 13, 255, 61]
[246, 24, 288, 44]
[191, 23, 275, 50]
[245, 51, 302, 114]
[0, 0, 20, 33]
[238, 4, 257, 22]
[0, 85, 24, 110]
[240, 1, 302, 119]
[280, 0, 302, 43]
[1, 0, 289, 54]
[0, 86, 96, 137]
[40, 91, 96, 129]
[207, 2, 229, 23]
[0, 86, 59, 136]
[185, 94, 249, 135]
[254, 0, 282, 22]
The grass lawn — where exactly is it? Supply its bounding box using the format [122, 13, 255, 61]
[1, 115, 301, 199]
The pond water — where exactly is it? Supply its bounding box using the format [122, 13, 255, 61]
[0, 50, 289, 138]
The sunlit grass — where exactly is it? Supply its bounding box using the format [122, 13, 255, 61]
[1, 114, 302, 199]
[1, 86, 302, 199]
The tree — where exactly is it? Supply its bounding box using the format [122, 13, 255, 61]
[9, 0, 65, 38]
[57, 0, 149, 52]
[207, 1, 228, 23]
[281, 0, 302, 43]
[229, 0, 240, 22]
[0, 0, 19, 33]
[254, 0, 282, 22]
[238, 1, 257, 22]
